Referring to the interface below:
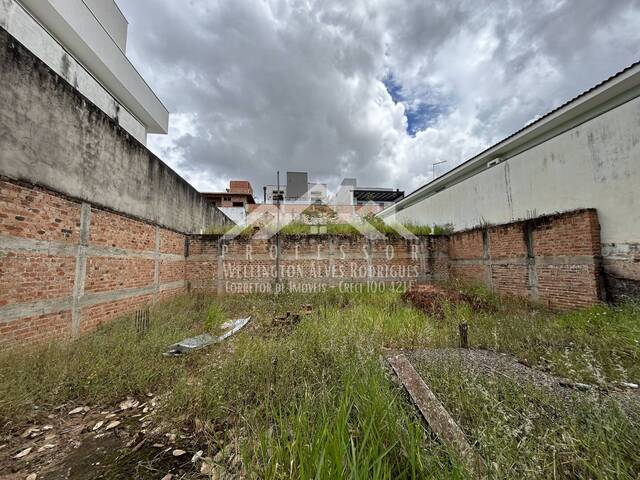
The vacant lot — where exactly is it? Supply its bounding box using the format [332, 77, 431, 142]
[1, 286, 639, 479]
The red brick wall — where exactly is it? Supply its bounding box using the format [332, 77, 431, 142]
[0, 178, 608, 349]
[0, 178, 187, 348]
[85, 257, 156, 293]
[0, 254, 76, 305]
[89, 210, 156, 251]
[532, 210, 601, 257]
[448, 209, 604, 309]
[0, 180, 82, 243]
[449, 230, 484, 259]
[186, 234, 433, 295]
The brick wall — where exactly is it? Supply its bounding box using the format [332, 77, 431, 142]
[186, 234, 448, 295]
[447, 209, 604, 309]
[1, 185, 605, 349]
[0, 178, 187, 347]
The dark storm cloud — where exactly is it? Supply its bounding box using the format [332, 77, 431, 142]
[118, 0, 640, 194]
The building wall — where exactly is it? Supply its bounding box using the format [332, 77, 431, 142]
[389, 94, 640, 300]
[0, 28, 229, 234]
[0, 178, 187, 347]
[0, 0, 147, 143]
[186, 235, 443, 294]
[0, 27, 230, 347]
[448, 209, 603, 309]
[15, 0, 168, 134]
[82, 0, 128, 52]
[219, 207, 247, 226]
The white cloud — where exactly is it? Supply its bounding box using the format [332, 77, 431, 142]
[118, 0, 640, 195]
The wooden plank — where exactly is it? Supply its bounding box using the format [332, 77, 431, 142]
[387, 354, 486, 477]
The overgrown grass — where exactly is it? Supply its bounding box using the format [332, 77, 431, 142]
[2, 288, 639, 478]
[204, 223, 255, 236]
[165, 291, 461, 478]
[0, 296, 216, 423]
[415, 356, 640, 479]
[204, 215, 446, 237]
[428, 284, 640, 385]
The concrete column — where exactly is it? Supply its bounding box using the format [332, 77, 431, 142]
[153, 226, 160, 303]
[71, 202, 91, 336]
[217, 238, 224, 295]
[328, 236, 335, 286]
[366, 239, 373, 284]
[482, 227, 494, 290]
[524, 223, 539, 300]
[419, 238, 428, 282]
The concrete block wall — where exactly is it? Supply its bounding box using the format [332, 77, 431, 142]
[448, 209, 604, 309]
[0, 178, 188, 346]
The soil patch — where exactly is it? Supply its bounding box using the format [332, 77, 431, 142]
[402, 285, 493, 318]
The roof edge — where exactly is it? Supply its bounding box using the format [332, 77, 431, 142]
[379, 61, 640, 218]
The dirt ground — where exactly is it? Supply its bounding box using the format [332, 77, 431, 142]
[0, 394, 235, 480]
[402, 284, 495, 318]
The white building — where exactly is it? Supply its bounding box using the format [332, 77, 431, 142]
[378, 62, 640, 298]
[0, 0, 168, 144]
[264, 171, 328, 204]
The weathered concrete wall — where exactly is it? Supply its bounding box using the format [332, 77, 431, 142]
[389, 95, 640, 300]
[0, 27, 229, 234]
[0, 0, 146, 143]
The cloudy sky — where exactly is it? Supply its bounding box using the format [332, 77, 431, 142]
[118, 0, 640, 197]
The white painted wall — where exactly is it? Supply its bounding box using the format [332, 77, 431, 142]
[220, 207, 247, 226]
[389, 95, 640, 252]
[0, 0, 147, 143]
[83, 0, 127, 53]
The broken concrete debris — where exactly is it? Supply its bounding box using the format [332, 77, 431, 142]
[272, 311, 302, 329]
[559, 381, 592, 391]
[13, 447, 32, 459]
[119, 398, 140, 411]
[164, 316, 251, 356]
[68, 406, 88, 415]
[620, 382, 639, 389]
[104, 421, 121, 431]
